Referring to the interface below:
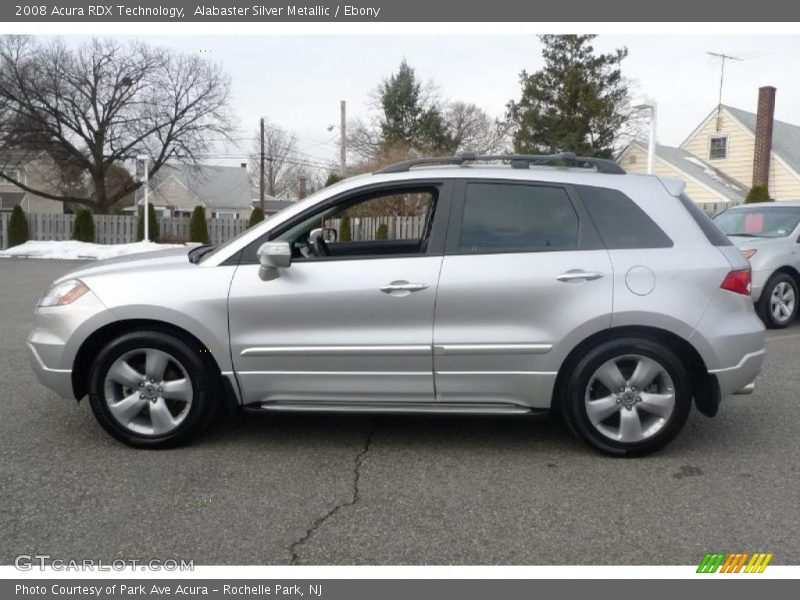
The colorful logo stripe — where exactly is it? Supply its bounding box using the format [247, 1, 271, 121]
[697, 552, 773, 573]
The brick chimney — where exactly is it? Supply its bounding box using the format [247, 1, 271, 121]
[297, 175, 307, 200]
[752, 86, 776, 189]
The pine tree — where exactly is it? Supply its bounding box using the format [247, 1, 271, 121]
[745, 185, 771, 204]
[249, 207, 265, 227]
[325, 173, 343, 187]
[189, 206, 210, 244]
[72, 209, 95, 243]
[506, 35, 629, 158]
[136, 204, 160, 242]
[375, 223, 389, 240]
[7, 205, 28, 247]
[339, 215, 352, 242]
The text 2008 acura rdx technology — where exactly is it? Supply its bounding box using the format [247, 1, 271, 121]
[27, 154, 766, 456]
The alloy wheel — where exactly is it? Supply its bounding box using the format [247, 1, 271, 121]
[103, 348, 193, 436]
[584, 354, 676, 443]
[770, 281, 796, 324]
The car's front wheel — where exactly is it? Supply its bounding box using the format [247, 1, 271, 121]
[756, 272, 798, 329]
[561, 337, 692, 457]
[88, 330, 216, 448]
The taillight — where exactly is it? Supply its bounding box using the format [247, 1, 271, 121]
[720, 269, 751, 296]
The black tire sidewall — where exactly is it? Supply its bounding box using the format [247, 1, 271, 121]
[88, 330, 214, 448]
[562, 337, 692, 457]
[757, 273, 798, 329]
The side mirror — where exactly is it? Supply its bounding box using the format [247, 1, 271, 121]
[310, 227, 338, 244]
[257, 241, 292, 281]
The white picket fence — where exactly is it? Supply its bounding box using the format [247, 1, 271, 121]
[0, 213, 249, 250]
[0, 213, 427, 249]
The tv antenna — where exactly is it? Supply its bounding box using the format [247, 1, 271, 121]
[707, 51, 743, 131]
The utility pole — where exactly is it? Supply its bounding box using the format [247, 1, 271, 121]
[260, 117, 265, 212]
[136, 155, 150, 242]
[707, 51, 743, 131]
[339, 100, 347, 177]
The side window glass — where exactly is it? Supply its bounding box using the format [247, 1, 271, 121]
[577, 185, 673, 249]
[458, 183, 579, 253]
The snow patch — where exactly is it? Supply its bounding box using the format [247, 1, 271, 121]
[682, 157, 743, 191]
[0, 240, 186, 260]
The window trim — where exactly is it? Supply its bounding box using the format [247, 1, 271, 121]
[444, 178, 603, 256]
[708, 134, 728, 160]
[232, 180, 454, 265]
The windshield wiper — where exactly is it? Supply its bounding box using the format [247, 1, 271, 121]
[188, 244, 216, 264]
[726, 232, 763, 238]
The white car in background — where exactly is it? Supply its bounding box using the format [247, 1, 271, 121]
[714, 202, 800, 328]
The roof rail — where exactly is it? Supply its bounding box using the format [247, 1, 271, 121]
[375, 152, 626, 175]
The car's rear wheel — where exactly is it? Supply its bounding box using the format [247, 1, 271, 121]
[88, 330, 216, 448]
[561, 337, 691, 457]
[757, 272, 798, 329]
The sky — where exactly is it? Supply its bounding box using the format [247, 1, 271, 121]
[63, 34, 800, 170]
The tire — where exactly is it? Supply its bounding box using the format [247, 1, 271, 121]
[88, 330, 217, 448]
[560, 337, 691, 457]
[756, 272, 798, 329]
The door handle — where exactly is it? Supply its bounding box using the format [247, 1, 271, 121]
[380, 281, 429, 296]
[556, 270, 604, 282]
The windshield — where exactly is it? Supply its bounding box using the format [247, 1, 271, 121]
[713, 206, 800, 238]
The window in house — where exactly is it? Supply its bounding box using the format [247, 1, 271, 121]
[214, 211, 238, 219]
[709, 135, 728, 160]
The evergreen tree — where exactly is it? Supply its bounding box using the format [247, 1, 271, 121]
[745, 185, 771, 204]
[325, 173, 343, 187]
[339, 215, 352, 242]
[375, 223, 389, 240]
[72, 208, 95, 242]
[249, 207, 265, 227]
[189, 206, 210, 244]
[136, 204, 160, 241]
[7, 205, 28, 247]
[506, 35, 629, 158]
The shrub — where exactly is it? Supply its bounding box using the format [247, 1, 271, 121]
[7, 205, 28, 247]
[745, 185, 771, 204]
[325, 173, 343, 187]
[136, 204, 160, 241]
[375, 223, 389, 240]
[189, 206, 210, 244]
[249, 207, 265, 227]
[72, 208, 95, 243]
[339, 215, 352, 242]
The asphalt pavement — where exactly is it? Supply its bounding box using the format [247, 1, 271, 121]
[1, 258, 798, 565]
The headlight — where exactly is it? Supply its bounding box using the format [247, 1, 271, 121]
[38, 279, 89, 307]
[740, 248, 758, 260]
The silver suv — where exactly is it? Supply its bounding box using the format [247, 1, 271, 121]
[28, 154, 765, 456]
[713, 202, 800, 328]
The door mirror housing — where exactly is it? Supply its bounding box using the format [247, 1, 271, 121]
[257, 241, 292, 281]
[310, 227, 338, 244]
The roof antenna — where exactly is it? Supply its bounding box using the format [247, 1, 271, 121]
[707, 51, 743, 132]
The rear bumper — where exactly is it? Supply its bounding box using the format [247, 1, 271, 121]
[709, 348, 766, 399]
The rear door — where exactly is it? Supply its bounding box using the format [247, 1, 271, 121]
[432, 179, 614, 409]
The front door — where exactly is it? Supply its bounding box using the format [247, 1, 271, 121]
[228, 182, 450, 407]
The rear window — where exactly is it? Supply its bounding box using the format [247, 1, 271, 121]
[676, 193, 732, 246]
[458, 183, 579, 253]
[576, 185, 673, 249]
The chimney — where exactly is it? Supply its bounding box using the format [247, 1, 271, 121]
[297, 175, 307, 200]
[752, 86, 776, 189]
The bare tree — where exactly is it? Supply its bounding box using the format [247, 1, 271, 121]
[446, 102, 510, 154]
[248, 120, 300, 198]
[0, 36, 234, 213]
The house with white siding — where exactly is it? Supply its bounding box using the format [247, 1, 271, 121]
[618, 86, 800, 212]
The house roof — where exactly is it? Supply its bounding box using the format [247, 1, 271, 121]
[251, 198, 295, 213]
[148, 164, 252, 210]
[721, 104, 800, 176]
[620, 141, 746, 203]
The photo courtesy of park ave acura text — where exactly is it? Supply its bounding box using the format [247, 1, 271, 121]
[0, 20, 799, 577]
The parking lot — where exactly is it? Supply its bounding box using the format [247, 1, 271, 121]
[1, 258, 798, 565]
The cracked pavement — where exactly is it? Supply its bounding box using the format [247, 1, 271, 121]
[1, 259, 799, 565]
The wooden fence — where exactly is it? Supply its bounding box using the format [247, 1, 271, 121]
[0, 213, 426, 249]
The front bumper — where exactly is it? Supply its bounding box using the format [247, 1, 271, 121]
[27, 289, 113, 400]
